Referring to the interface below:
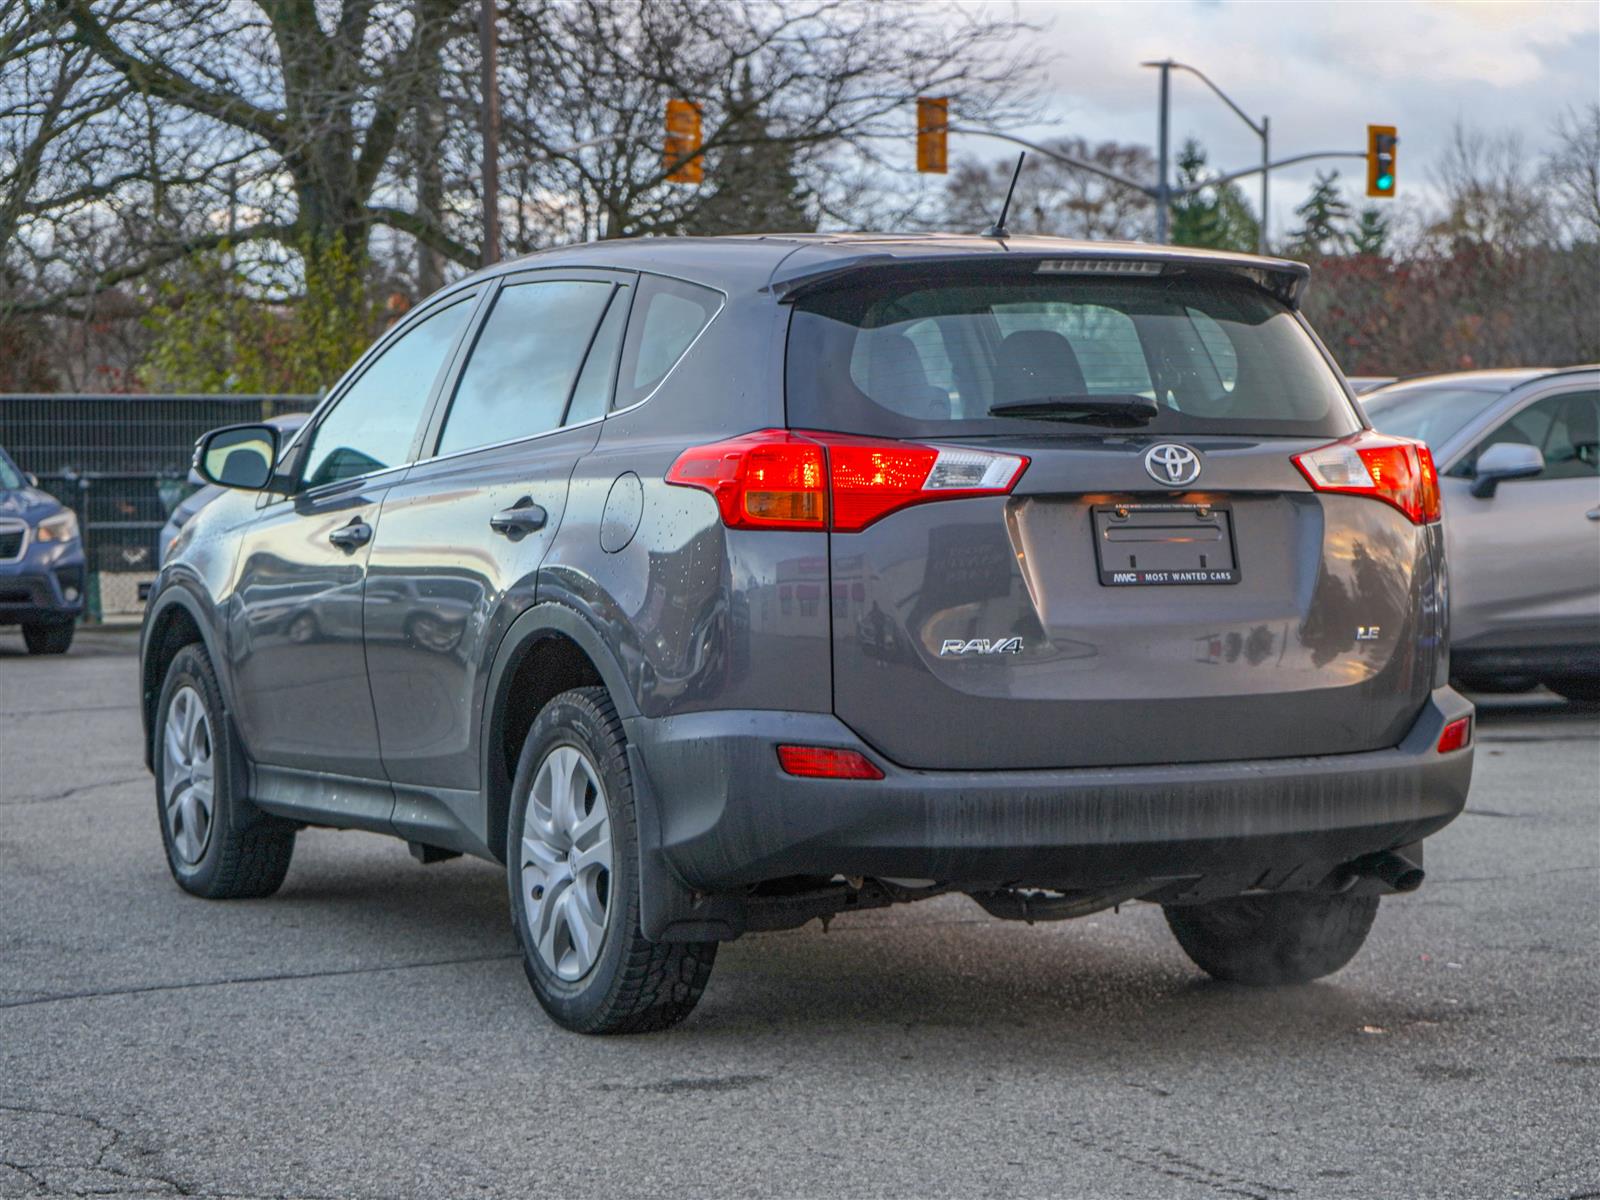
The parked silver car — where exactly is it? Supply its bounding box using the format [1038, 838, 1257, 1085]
[1363, 367, 1600, 700]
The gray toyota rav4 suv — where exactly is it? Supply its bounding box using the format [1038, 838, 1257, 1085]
[141, 234, 1473, 1033]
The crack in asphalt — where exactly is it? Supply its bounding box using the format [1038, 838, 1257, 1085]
[1061, 1124, 1297, 1200]
[1432, 864, 1597, 885]
[1, 777, 146, 808]
[0, 703, 135, 720]
[0, 952, 519, 1012]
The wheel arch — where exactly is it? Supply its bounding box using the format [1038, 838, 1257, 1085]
[480, 602, 640, 864]
[141, 583, 230, 771]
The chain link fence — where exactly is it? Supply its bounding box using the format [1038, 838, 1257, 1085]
[0, 394, 317, 619]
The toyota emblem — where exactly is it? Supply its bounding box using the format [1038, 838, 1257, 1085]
[1143, 443, 1201, 486]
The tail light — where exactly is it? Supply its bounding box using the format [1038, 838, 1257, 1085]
[1292, 431, 1442, 524]
[667, 429, 1028, 532]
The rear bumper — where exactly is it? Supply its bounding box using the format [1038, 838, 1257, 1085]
[626, 687, 1474, 899]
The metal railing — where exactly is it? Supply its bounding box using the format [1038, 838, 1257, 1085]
[0, 394, 317, 616]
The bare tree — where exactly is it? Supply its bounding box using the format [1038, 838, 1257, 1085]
[48, 0, 476, 297]
[1545, 103, 1600, 243]
[487, 0, 1040, 249]
[1430, 122, 1553, 249]
[943, 138, 1155, 240]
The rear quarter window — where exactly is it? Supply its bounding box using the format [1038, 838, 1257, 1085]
[614, 275, 724, 410]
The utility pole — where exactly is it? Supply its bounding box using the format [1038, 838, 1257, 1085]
[479, 0, 500, 266]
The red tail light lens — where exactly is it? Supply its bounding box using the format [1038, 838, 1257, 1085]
[664, 432, 827, 529]
[667, 429, 1028, 532]
[1292, 431, 1442, 524]
[777, 745, 885, 780]
[1436, 716, 1472, 754]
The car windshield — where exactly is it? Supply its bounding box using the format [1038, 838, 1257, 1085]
[0, 451, 23, 491]
[1362, 384, 1505, 447]
[786, 273, 1360, 439]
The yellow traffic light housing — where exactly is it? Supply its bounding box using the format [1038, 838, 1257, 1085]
[916, 97, 948, 174]
[664, 99, 703, 184]
[1366, 125, 1397, 198]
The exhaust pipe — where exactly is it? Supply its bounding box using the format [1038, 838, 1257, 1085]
[1348, 850, 1426, 894]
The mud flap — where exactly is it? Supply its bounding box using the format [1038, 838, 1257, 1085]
[627, 743, 745, 942]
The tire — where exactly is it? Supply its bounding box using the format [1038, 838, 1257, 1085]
[1163, 892, 1380, 985]
[22, 621, 74, 655]
[1544, 676, 1600, 705]
[507, 686, 716, 1034]
[1452, 673, 1536, 695]
[154, 644, 295, 899]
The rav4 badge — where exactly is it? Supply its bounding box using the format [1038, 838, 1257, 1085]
[940, 637, 1025, 656]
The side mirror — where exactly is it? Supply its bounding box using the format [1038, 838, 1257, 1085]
[1470, 442, 1544, 498]
[194, 424, 279, 491]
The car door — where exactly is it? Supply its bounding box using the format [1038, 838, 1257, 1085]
[1441, 383, 1600, 650]
[363, 270, 631, 842]
[227, 290, 481, 783]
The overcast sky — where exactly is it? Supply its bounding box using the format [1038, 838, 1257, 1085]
[955, 0, 1599, 237]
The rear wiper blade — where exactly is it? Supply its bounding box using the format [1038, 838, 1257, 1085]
[988, 393, 1160, 426]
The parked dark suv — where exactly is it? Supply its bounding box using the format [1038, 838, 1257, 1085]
[1, 444, 85, 653]
[140, 235, 1474, 1033]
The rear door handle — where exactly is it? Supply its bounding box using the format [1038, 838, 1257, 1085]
[328, 517, 373, 550]
[1587, 507, 1600, 521]
[489, 496, 548, 538]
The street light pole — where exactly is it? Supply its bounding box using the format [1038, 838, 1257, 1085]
[1143, 59, 1269, 251]
[1260, 115, 1270, 254]
[1154, 60, 1171, 244]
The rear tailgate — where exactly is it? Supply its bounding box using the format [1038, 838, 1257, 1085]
[786, 255, 1441, 770]
[829, 435, 1435, 769]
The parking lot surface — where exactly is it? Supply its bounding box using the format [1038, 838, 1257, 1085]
[2, 627, 1597, 1199]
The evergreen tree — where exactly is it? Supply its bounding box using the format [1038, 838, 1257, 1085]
[682, 70, 812, 235]
[1351, 206, 1391, 256]
[1169, 139, 1260, 252]
[1290, 171, 1353, 256]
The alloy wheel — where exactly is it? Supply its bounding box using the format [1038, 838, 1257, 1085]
[162, 685, 216, 866]
[519, 743, 614, 981]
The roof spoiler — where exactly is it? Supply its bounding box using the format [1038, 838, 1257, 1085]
[768, 249, 1312, 310]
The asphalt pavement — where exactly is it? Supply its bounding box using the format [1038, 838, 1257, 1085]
[1, 627, 1596, 1199]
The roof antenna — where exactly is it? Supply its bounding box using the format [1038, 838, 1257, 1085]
[982, 151, 1026, 239]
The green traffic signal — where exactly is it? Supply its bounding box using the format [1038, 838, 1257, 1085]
[1376, 173, 1393, 191]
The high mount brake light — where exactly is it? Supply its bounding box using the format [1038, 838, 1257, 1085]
[666, 429, 1028, 532]
[1292, 431, 1441, 524]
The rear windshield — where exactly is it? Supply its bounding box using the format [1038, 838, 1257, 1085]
[786, 274, 1360, 439]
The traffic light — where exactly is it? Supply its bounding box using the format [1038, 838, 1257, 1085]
[1366, 124, 1397, 198]
[916, 96, 948, 174]
[664, 99, 703, 184]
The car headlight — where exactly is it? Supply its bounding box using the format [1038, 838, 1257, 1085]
[36, 510, 79, 543]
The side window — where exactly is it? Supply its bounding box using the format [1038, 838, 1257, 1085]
[437, 280, 615, 457]
[613, 275, 722, 410]
[1457, 390, 1600, 481]
[302, 297, 472, 489]
[564, 284, 631, 426]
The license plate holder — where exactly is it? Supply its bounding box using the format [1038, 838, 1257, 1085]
[1092, 502, 1240, 586]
